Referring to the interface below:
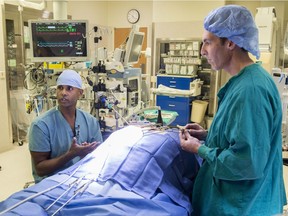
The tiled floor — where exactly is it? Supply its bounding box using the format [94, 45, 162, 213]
[0, 143, 33, 201]
[0, 143, 288, 212]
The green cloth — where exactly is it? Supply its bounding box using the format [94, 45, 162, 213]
[143, 110, 178, 126]
[193, 64, 287, 215]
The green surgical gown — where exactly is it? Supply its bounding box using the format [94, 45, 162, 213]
[192, 63, 287, 215]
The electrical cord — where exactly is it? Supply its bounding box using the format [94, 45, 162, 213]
[23, 70, 37, 90]
[23, 63, 45, 90]
[30, 68, 45, 84]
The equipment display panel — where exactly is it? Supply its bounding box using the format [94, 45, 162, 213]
[29, 20, 89, 62]
[123, 31, 144, 67]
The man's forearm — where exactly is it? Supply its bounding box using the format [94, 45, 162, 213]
[35, 151, 76, 177]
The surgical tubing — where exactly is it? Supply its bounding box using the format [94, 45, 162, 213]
[45, 175, 86, 211]
[51, 174, 97, 216]
[51, 178, 94, 216]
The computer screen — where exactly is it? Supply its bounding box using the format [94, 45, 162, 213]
[123, 30, 144, 67]
[28, 20, 89, 62]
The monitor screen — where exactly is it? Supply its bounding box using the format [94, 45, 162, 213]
[28, 20, 89, 62]
[123, 31, 144, 67]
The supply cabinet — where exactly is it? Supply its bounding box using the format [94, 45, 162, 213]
[156, 75, 196, 126]
[156, 38, 202, 76]
[155, 38, 222, 126]
[155, 38, 202, 126]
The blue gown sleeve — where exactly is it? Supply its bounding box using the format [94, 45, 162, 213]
[88, 117, 103, 143]
[93, 120, 103, 143]
[28, 121, 51, 152]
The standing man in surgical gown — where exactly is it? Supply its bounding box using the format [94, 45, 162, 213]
[179, 5, 287, 215]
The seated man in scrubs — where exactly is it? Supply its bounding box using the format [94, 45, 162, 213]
[29, 69, 103, 183]
[179, 5, 287, 215]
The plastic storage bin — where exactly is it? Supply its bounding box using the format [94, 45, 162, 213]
[191, 100, 209, 123]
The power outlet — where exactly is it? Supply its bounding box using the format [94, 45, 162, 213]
[0, 71, 5, 79]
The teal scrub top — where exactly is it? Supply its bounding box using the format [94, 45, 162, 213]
[192, 64, 287, 215]
[29, 107, 103, 183]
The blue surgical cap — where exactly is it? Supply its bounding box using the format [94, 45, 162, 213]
[204, 5, 260, 59]
[57, 69, 82, 89]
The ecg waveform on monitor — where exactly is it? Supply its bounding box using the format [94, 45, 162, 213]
[30, 21, 87, 61]
[37, 41, 83, 48]
[37, 41, 72, 48]
[36, 25, 77, 33]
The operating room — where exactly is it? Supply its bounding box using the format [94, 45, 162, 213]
[0, 0, 288, 215]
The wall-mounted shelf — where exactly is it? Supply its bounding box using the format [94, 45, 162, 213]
[156, 39, 202, 76]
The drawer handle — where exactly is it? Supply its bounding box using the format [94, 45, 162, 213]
[169, 81, 176, 84]
[169, 85, 176, 88]
[168, 104, 175, 107]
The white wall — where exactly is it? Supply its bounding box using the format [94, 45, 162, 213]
[152, 1, 224, 23]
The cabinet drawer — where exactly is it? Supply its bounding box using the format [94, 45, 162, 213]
[157, 76, 194, 90]
[156, 95, 192, 106]
[156, 95, 192, 126]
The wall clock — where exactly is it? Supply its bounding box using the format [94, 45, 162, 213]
[127, 9, 140, 24]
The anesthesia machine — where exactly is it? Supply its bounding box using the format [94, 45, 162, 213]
[24, 19, 146, 133]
